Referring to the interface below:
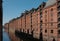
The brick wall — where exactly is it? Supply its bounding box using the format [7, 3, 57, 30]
[42, 3, 58, 41]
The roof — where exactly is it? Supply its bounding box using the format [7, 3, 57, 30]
[44, 0, 57, 8]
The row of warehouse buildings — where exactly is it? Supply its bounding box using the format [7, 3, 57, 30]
[4, 0, 60, 41]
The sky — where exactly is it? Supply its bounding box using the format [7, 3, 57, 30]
[3, 0, 47, 25]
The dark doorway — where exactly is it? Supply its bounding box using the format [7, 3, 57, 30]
[53, 38, 55, 41]
[39, 32, 43, 41]
[31, 30, 33, 37]
[27, 29, 29, 34]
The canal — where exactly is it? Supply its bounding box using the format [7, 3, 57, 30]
[3, 29, 11, 41]
[3, 28, 43, 41]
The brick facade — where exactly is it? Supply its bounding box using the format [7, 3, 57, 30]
[4, 0, 60, 41]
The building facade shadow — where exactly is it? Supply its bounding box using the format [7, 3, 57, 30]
[15, 30, 43, 41]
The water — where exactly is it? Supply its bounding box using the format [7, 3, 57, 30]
[3, 29, 11, 41]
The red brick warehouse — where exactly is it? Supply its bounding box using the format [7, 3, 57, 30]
[4, 0, 60, 41]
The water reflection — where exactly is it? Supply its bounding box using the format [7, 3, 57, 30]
[3, 31, 11, 41]
[15, 30, 43, 41]
[3, 28, 43, 41]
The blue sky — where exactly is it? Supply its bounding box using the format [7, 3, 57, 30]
[3, 0, 47, 25]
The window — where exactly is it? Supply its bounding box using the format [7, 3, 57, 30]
[58, 23, 60, 27]
[40, 13, 42, 18]
[51, 8, 53, 17]
[51, 8, 53, 11]
[51, 30, 53, 33]
[40, 9, 42, 12]
[58, 1, 60, 6]
[27, 29, 29, 34]
[45, 29, 47, 33]
[45, 19, 47, 22]
[58, 18, 60, 22]
[53, 38, 55, 41]
[45, 14, 47, 17]
[58, 12, 60, 16]
[51, 18, 53, 21]
[40, 24, 42, 26]
[31, 25, 32, 27]
[45, 11, 47, 13]
[45, 11, 47, 21]
[44, 39, 47, 41]
[40, 20, 42, 23]
[36, 28, 38, 31]
[46, 40, 47, 41]
[58, 30, 60, 34]
[31, 15, 32, 17]
[51, 23, 53, 26]
[58, 6, 60, 11]
[45, 23, 47, 26]
[45, 18, 47, 22]
[45, 14, 47, 19]
[40, 24, 42, 28]
[31, 31, 33, 35]
[51, 13, 53, 17]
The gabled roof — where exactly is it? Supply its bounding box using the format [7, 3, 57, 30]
[44, 0, 57, 8]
